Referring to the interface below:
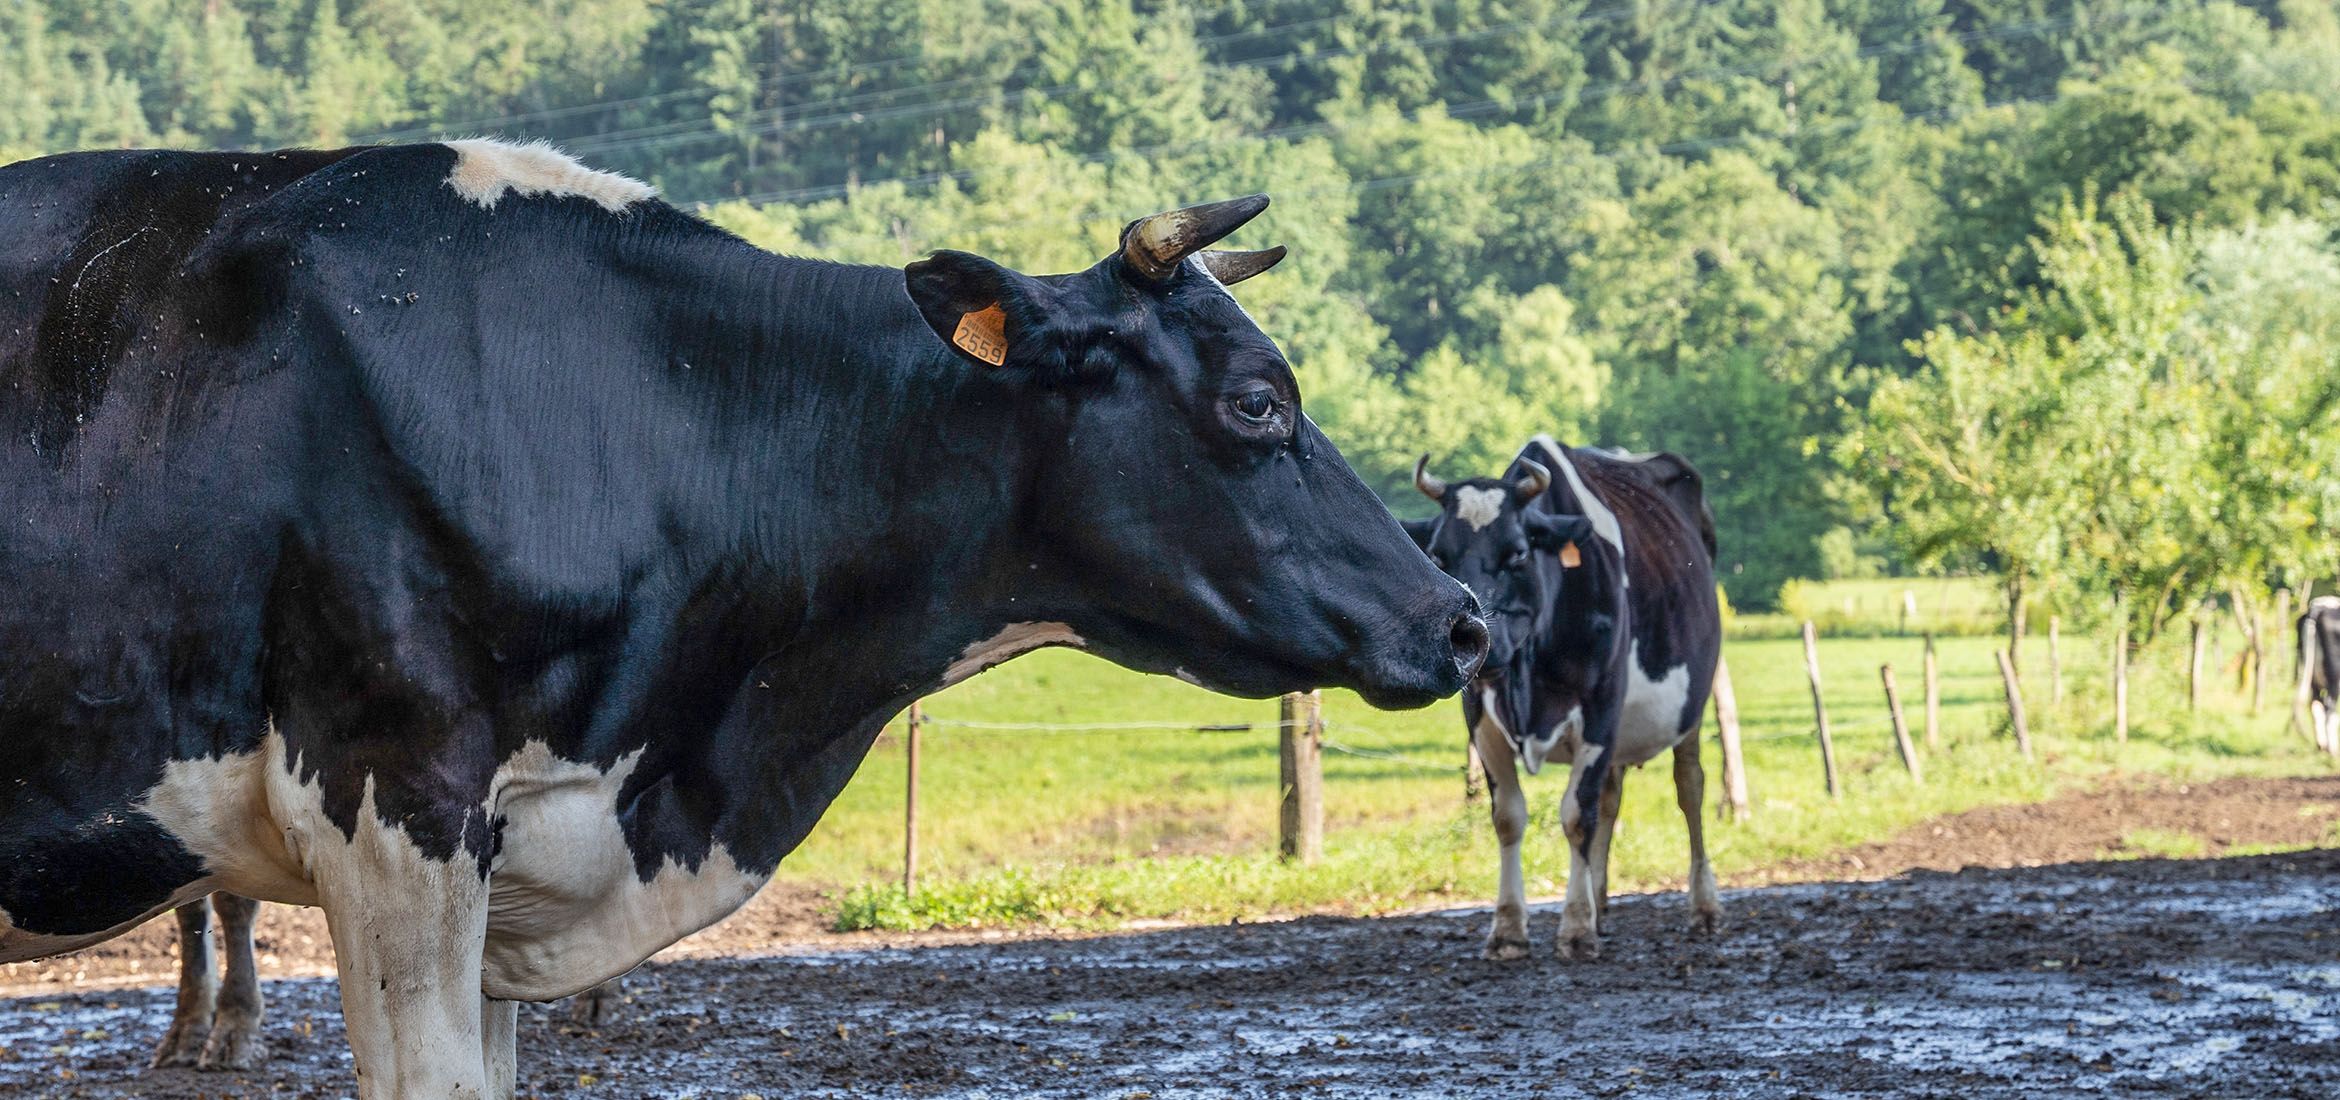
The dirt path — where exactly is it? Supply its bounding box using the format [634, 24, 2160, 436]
[3, 847, 2335, 1098]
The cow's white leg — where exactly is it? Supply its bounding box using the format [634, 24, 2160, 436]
[1672, 736, 1723, 935]
[151, 898, 218, 1068]
[199, 894, 268, 1069]
[1472, 718, 1531, 961]
[303, 785, 494, 1098]
[2312, 701, 2327, 753]
[483, 997, 517, 1100]
[1555, 743, 1608, 961]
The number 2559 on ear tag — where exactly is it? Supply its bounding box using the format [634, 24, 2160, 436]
[953, 305, 1009, 366]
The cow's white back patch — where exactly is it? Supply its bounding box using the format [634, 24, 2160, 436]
[1454, 486, 1507, 531]
[444, 139, 655, 213]
[945, 622, 1083, 686]
[1532, 435, 1623, 555]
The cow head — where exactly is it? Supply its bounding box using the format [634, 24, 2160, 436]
[903, 197, 1486, 709]
[1402, 455, 1603, 772]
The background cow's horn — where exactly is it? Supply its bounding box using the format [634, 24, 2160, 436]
[1197, 246, 1287, 286]
[1414, 454, 1447, 502]
[1122, 195, 1272, 282]
[1514, 458, 1551, 503]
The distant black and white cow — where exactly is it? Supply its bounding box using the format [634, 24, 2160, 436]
[1405, 436, 1722, 960]
[2296, 596, 2340, 756]
[1, 141, 1486, 1096]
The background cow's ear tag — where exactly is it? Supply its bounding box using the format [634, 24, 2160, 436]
[1560, 541, 1582, 568]
[952, 304, 1009, 366]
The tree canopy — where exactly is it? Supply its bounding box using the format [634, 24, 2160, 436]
[7, 0, 2338, 610]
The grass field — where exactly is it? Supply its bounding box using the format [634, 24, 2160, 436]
[766, 582, 2332, 930]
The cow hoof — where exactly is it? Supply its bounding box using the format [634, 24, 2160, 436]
[149, 1022, 206, 1069]
[1559, 932, 1601, 961]
[1691, 907, 1724, 937]
[1482, 932, 1532, 961]
[198, 1024, 267, 1071]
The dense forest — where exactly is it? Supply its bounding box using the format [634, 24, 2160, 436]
[6, 0, 2339, 621]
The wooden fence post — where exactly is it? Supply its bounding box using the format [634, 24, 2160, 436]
[1464, 740, 1487, 804]
[1712, 654, 1751, 820]
[2294, 609, 2318, 744]
[904, 700, 923, 896]
[2114, 599, 2131, 744]
[1923, 633, 1940, 751]
[1880, 663, 1922, 782]
[1900, 589, 1916, 635]
[2229, 587, 2264, 714]
[1996, 649, 2033, 760]
[2048, 615, 2063, 706]
[1279, 690, 1324, 863]
[2188, 616, 2206, 712]
[1801, 621, 1840, 798]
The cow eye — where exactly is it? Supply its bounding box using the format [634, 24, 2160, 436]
[1503, 548, 1530, 570]
[1231, 388, 1278, 423]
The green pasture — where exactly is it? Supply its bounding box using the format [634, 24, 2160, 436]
[770, 582, 2331, 930]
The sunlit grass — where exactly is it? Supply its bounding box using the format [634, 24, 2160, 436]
[768, 583, 2333, 931]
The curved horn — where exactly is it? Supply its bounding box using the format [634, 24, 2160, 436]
[1513, 458, 1551, 504]
[1197, 246, 1287, 287]
[1414, 454, 1447, 502]
[1122, 195, 1271, 282]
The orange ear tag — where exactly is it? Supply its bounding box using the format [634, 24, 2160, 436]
[1559, 541, 1582, 568]
[952, 304, 1009, 366]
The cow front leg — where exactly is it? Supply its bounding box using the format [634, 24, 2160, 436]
[1472, 719, 1531, 961]
[151, 898, 218, 1068]
[1590, 766, 1624, 925]
[1556, 745, 1609, 961]
[309, 823, 496, 1097]
[199, 894, 268, 1069]
[1672, 736, 1723, 935]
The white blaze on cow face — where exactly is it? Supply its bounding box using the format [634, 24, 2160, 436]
[1454, 486, 1507, 532]
[444, 139, 655, 213]
[944, 622, 1084, 686]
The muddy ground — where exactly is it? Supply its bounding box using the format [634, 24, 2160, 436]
[1, 778, 2335, 1098]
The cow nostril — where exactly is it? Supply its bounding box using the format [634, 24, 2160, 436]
[1449, 612, 1490, 672]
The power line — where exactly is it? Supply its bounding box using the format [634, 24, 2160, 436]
[354, 6, 1375, 145]
[564, 0, 1711, 164]
[710, 87, 2062, 259]
[687, 2, 2108, 210]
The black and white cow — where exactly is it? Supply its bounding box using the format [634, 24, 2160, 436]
[2296, 596, 2340, 756]
[1405, 436, 1722, 960]
[0, 140, 1486, 1096]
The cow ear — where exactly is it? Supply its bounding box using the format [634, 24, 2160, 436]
[1524, 513, 1594, 557]
[1399, 517, 1438, 552]
[904, 251, 1058, 372]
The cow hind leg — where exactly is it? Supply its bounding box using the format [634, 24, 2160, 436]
[1673, 736, 1723, 935]
[484, 997, 518, 1100]
[568, 973, 629, 1026]
[199, 894, 268, 1070]
[1590, 768, 1624, 925]
[1556, 748, 1610, 961]
[1472, 720, 1532, 961]
[151, 898, 218, 1069]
